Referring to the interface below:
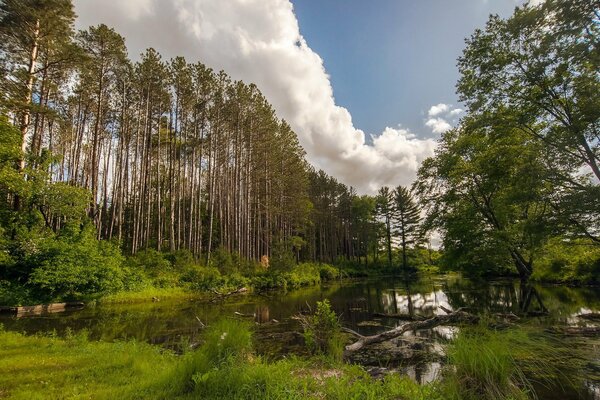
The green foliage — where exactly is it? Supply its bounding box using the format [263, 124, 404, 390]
[27, 224, 124, 300]
[270, 239, 297, 272]
[180, 265, 224, 291]
[0, 279, 33, 306]
[209, 247, 236, 275]
[318, 263, 340, 280]
[0, 329, 178, 400]
[170, 318, 253, 392]
[533, 238, 600, 284]
[299, 300, 343, 360]
[416, 115, 555, 279]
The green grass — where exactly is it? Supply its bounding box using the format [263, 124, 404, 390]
[0, 321, 437, 400]
[0, 327, 177, 399]
[439, 323, 569, 400]
[98, 286, 204, 304]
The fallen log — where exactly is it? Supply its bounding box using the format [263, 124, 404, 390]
[372, 312, 425, 321]
[234, 311, 256, 318]
[0, 302, 85, 317]
[577, 313, 600, 321]
[210, 287, 248, 302]
[548, 326, 600, 337]
[344, 308, 479, 354]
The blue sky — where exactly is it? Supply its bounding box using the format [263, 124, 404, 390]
[292, 0, 521, 138]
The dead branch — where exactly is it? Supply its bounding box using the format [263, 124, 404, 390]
[234, 311, 256, 318]
[372, 312, 425, 321]
[210, 287, 248, 302]
[344, 308, 479, 354]
[548, 326, 600, 337]
[577, 313, 600, 321]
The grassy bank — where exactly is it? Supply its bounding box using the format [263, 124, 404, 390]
[0, 321, 434, 400]
[0, 313, 592, 399]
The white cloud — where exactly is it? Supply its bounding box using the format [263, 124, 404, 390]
[448, 108, 464, 116]
[428, 103, 450, 117]
[74, 0, 437, 193]
[425, 104, 463, 134]
[528, 0, 545, 6]
[425, 118, 452, 134]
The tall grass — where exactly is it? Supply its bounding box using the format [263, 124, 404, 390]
[440, 323, 566, 400]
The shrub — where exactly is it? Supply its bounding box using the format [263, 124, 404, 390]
[165, 249, 197, 271]
[210, 247, 238, 275]
[533, 238, 600, 284]
[180, 266, 223, 290]
[270, 240, 296, 272]
[298, 299, 343, 361]
[28, 224, 125, 300]
[318, 263, 340, 280]
[0, 279, 34, 306]
[288, 263, 321, 287]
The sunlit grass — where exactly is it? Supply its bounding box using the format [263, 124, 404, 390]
[0, 321, 436, 400]
[99, 286, 203, 304]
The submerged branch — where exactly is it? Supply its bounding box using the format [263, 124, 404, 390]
[344, 307, 479, 354]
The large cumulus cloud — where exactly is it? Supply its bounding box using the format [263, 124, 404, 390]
[74, 0, 437, 193]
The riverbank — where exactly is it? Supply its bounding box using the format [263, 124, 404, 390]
[1, 274, 598, 400]
[0, 322, 434, 400]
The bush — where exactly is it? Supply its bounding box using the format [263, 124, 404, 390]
[180, 266, 223, 290]
[533, 238, 600, 284]
[318, 263, 340, 280]
[270, 240, 296, 272]
[288, 263, 321, 288]
[299, 299, 343, 361]
[28, 224, 125, 300]
[165, 249, 197, 271]
[126, 249, 181, 288]
[0, 279, 34, 306]
[210, 247, 238, 275]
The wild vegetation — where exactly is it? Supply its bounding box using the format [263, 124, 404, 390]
[0, 0, 598, 398]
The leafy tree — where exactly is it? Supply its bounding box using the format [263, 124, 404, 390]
[416, 114, 556, 280]
[392, 186, 421, 272]
[457, 0, 600, 243]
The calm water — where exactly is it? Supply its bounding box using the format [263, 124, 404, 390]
[2, 275, 599, 399]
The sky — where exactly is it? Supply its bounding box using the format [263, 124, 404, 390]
[73, 0, 538, 193]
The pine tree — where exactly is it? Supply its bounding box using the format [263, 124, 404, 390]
[376, 187, 394, 267]
[393, 186, 421, 272]
[0, 0, 76, 172]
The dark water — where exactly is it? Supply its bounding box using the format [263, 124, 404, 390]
[1, 275, 599, 399]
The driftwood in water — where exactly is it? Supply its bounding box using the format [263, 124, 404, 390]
[372, 312, 425, 321]
[210, 287, 248, 302]
[234, 311, 256, 318]
[0, 302, 85, 317]
[494, 312, 520, 321]
[548, 326, 600, 337]
[344, 307, 479, 354]
[578, 313, 600, 321]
